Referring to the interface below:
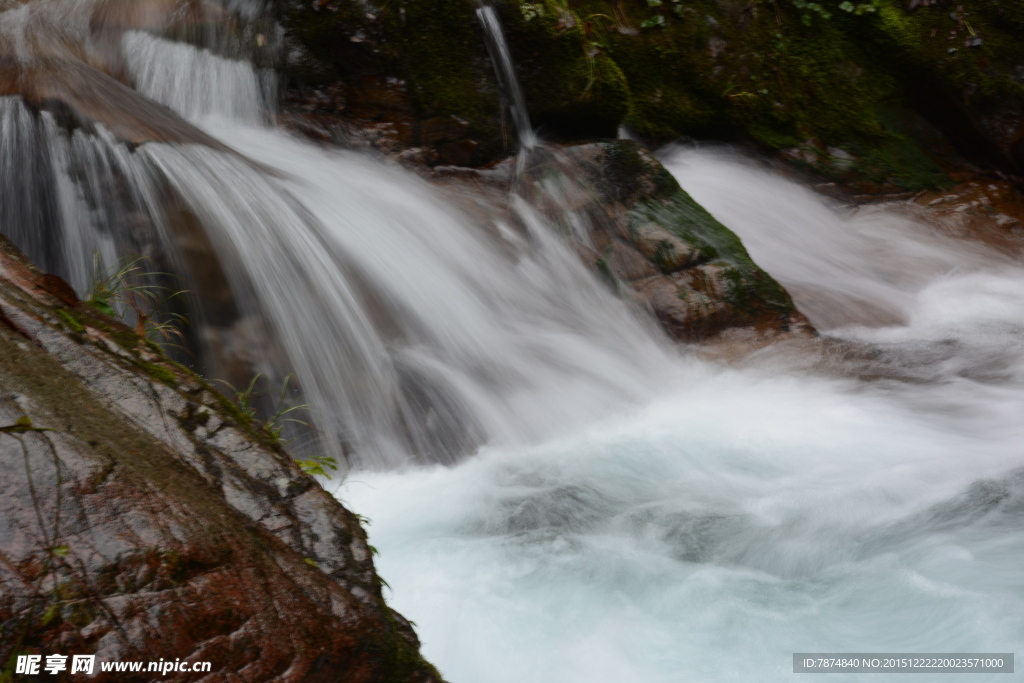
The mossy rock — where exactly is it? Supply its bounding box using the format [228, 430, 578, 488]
[277, 0, 634, 161]
[576, 0, 1022, 183]
[592, 140, 804, 337]
[278, 0, 505, 161]
[279, 0, 1023, 179]
[497, 0, 632, 139]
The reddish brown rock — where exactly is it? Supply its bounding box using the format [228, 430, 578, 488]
[0, 238, 441, 682]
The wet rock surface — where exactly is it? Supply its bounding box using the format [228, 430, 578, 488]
[0, 239, 441, 682]
[433, 140, 814, 343]
[275, 0, 633, 166]
[559, 141, 814, 342]
[912, 178, 1024, 254]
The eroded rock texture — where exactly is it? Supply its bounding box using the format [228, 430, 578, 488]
[0, 239, 440, 682]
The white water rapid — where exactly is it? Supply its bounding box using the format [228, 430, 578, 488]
[341, 158, 1024, 680]
[660, 146, 1009, 331]
[2, 1, 1023, 680]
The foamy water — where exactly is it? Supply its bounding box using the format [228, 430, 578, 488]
[339, 154, 1024, 682]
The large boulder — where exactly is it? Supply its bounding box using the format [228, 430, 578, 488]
[513, 140, 813, 341]
[0, 238, 441, 682]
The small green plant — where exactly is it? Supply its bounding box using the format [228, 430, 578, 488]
[791, 0, 831, 24]
[214, 374, 313, 438]
[212, 374, 263, 422]
[296, 455, 339, 479]
[519, 2, 544, 21]
[641, 0, 687, 28]
[789, 0, 880, 25]
[265, 374, 313, 442]
[838, 0, 879, 14]
[87, 254, 189, 350]
[640, 13, 665, 28]
[0, 417, 53, 435]
[213, 372, 323, 476]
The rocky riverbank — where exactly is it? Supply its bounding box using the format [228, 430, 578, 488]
[0, 239, 440, 682]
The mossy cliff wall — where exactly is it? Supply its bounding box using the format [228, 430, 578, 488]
[278, 0, 1023, 186]
[276, 0, 631, 163]
[586, 0, 1023, 187]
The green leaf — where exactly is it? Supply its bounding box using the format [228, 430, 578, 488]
[0, 417, 53, 435]
[91, 300, 117, 317]
[40, 603, 62, 626]
[297, 455, 338, 480]
[303, 557, 318, 568]
[51, 545, 70, 557]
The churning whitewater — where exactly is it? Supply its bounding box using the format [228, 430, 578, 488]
[2, 1, 1023, 681]
[344, 156, 1024, 682]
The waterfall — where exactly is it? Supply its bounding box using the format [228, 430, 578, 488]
[3, 1, 1024, 680]
[0, 0, 671, 468]
[0, 97, 162, 293]
[476, 3, 538, 150]
[121, 31, 277, 126]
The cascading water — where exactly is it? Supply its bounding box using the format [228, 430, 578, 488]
[122, 31, 276, 125]
[342, 168, 1024, 680]
[659, 146, 1008, 330]
[0, 97, 160, 292]
[2, 1, 1024, 681]
[0, 0, 673, 467]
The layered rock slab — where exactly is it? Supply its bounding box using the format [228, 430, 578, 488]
[0, 239, 440, 682]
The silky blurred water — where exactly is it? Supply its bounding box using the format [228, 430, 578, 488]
[1, 2, 1022, 678]
[340, 155, 1024, 682]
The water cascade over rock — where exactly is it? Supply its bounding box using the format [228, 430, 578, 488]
[0, 0, 754, 472]
[2, 1, 1024, 681]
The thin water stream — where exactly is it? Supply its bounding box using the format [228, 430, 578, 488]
[1, 2, 1022, 680]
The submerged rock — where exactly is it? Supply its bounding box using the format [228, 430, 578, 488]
[0, 238, 441, 682]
